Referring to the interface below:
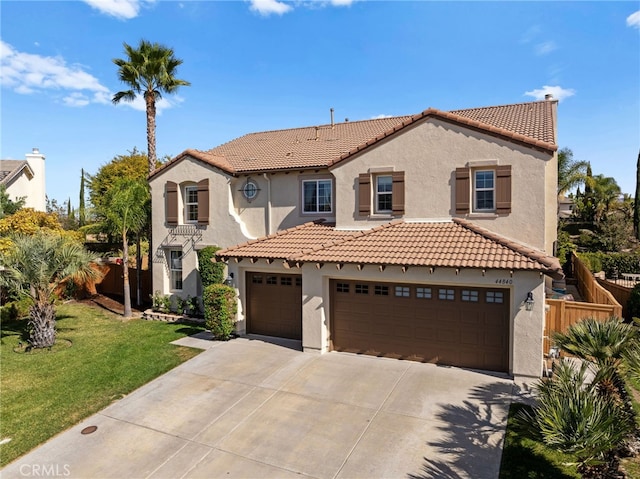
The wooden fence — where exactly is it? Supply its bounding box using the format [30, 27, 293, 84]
[543, 252, 623, 353]
[95, 262, 152, 305]
[597, 279, 633, 321]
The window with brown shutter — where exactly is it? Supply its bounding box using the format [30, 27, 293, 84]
[391, 171, 405, 215]
[166, 181, 178, 225]
[197, 178, 209, 225]
[495, 165, 512, 214]
[358, 173, 371, 216]
[455, 168, 470, 214]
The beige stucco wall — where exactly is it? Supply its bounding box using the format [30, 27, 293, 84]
[6, 150, 46, 211]
[330, 118, 556, 253]
[228, 260, 546, 378]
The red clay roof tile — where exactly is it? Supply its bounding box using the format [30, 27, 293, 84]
[216, 219, 563, 279]
[149, 100, 557, 179]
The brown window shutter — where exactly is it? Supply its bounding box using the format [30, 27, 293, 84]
[358, 173, 371, 216]
[455, 168, 470, 214]
[166, 181, 178, 225]
[391, 171, 405, 215]
[496, 165, 512, 214]
[197, 178, 209, 225]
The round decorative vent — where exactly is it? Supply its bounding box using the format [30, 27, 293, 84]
[242, 179, 259, 201]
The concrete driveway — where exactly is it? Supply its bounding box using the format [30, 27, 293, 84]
[2, 335, 517, 479]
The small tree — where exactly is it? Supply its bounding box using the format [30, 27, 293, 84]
[197, 246, 225, 288]
[100, 179, 150, 318]
[0, 232, 100, 348]
[203, 284, 236, 340]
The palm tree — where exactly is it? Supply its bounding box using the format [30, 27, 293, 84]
[112, 40, 190, 175]
[0, 232, 100, 348]
[553, 317, 640, 426]
[517, 360, 634, 477]
[101, 179, 150, 318]
[557, 148, 589, 196]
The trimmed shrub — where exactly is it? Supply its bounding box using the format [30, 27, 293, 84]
[203, 284, 237, 340]
[601, 253, 640, 278]
[198, 246, 225, 288]
[578, 252, 605, 274]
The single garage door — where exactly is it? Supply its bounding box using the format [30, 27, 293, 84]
[330, 280, 509, 372]
[246, 272, 302, 340]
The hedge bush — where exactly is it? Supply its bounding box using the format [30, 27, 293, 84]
[601, 253, 640, 278]
[577, 252, 605, 274]
[203, 284, 237, 340]
[197, 246, 225, 288]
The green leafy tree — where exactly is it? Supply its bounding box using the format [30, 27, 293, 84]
[0, 185, 25, 219]
[0, 232, 99, 348]
[87, 149, 150, 213]
[197, 246, 225, 288]
[557, 147, 588, 196]
[112, 40, 190, 175]
[574, 174, 622, 223]
[100, 179, 150, 318]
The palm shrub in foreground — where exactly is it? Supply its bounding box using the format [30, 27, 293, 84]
[0, 232, 100, 348]
[554, 317, 640, 438]
[517, 360, 634, 477]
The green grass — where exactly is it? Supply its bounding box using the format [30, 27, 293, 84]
[0, 302, 205, 467]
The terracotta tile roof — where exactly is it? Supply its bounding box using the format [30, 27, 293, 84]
[216, 221, 354, 260]
[149, 100, 556, 179]
[217, 219, 563, 279]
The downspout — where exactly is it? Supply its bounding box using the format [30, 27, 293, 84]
[263, 173, 272, 235]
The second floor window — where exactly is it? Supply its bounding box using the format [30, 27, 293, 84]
[303, 179, 332, 213]
[185, 186, 198, 222]
[375, 175, 393, 213]
[473, 170, 495, 211]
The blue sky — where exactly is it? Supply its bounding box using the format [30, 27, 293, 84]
[1, 1, 639, 206]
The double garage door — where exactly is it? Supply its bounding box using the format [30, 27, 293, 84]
[330, 280, 510, 372]
[245, 272, 509, 372]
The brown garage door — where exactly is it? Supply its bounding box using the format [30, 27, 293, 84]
[330, 280, 509, 372]
[246, 272, 302, 340]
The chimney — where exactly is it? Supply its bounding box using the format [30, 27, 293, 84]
[32, 147, 40, 154]
[544, 94, 554, 101]
[330, 108, 334, 128]
[315, 126, 319, 140]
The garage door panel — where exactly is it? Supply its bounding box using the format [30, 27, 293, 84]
[246, 272, 302, 340]
[330, 280, 509, 372]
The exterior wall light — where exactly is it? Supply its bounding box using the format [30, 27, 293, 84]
[525, 291, 534, 311]
[224, 272, 235, 286]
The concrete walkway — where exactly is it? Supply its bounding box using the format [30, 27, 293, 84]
[2, 336, 517, 479]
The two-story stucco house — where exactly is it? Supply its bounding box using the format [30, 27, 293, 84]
[149, 98, 563, 379]
[0, 148, 46, 211]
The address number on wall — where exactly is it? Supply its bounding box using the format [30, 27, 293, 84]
[495, 279, 513, 285]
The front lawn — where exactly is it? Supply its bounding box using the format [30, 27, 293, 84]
[0, 302, 205, 467]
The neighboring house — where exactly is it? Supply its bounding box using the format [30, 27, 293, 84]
[0, 148, 46, 211]
[149, 98, 562, 379]
[558, 194, 574, 219]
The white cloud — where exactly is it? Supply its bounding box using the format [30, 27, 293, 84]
[0, 41, 110, 107]
[535, 41, 557, 56]
[82, 0, 148, 20]
[250, 0, 292, 16]
[524, 85, 576, 102]
[371, 114, 393, 119]
[627, 10, 640, 28]
[330, 0, 354, 6]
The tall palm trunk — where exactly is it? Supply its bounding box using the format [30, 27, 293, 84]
[145, 94, 157, 174]
[122, 231, 132, 318]
[28, 302, 56, 348]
